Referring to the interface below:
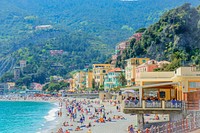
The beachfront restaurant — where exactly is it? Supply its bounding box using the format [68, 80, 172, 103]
[121, 70, 184, 113]
[141, 82, 178, 101]
[121, 66, 200, 112]
[122, 82, 180, 107]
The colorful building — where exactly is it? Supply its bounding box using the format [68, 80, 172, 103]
[93, 64, 112, 88]
[115, 41, 130, 55]
[20, 60, 27, 68]
[14, 67, 21, 80]
[111, 55, 118, 67]
[136, 60, 158, 79]
[7, 82, 16, 90]
[86, 70, 93, 89]
[135, 70, 175, 101]
[125, 66, 200, 101]
[31, 83, 43, 90]
[72, 71, 86, 90]
[50, 50, 63, 56]
[0, 83, 8, 95]
[104, 68, 123, 90]
[110, 33, 143, 67]
[68, 78, 74, 91]
[172, 66, 200, 100]
[125, 58, 150, 86]
[50, 76, 64, 82]
[135, 60, 171, 78]
[129, 33, 143, 41]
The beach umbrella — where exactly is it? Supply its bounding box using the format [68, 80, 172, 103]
[122, 90, 135, 94]
[122, 90, 138, 97]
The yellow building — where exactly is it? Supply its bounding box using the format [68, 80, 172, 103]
[68, 78, 75, 92]
[7, 82, 16, 90]
[135, 71, 175, 101]
[72, 72, 78, 90]
[71, 78, 76, 91]
[72, 71, 86, 90]
[86, 70, 93, 89]
[93, 64, 112, 87]
[125, 58, 150, 86]
[172, 67, 200, 100]
[124, 66, 200, 101]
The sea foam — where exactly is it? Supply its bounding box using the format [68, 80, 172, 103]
[44, 108, 58, 121]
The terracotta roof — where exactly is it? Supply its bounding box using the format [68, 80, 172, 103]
[108, 68, 122, 72]
[136, 60, 158, 68]
[129, 33, 143, 41]
[158, 60, 170, 64]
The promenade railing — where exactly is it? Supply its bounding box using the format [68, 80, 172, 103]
[124, 100, 142, 108]
[123, 100, 182, 109]
[165, 100, 182, 108]
[141, 111, 200, 133]
[145, 101, 162, 108]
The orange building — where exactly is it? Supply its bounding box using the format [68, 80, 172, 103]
[86, 70, 93, 89]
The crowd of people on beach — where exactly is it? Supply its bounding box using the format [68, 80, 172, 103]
[0, 94, 171, 133]
[55, 98, 131, 133]
[125, 95, 180, 108]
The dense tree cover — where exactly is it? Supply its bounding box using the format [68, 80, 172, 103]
[0, 1, 200, 86]
[0, 30, 109, 86]
[116, 4, 200, 70]
[42, 81, 70, 92]
[0, 0, 199, 54]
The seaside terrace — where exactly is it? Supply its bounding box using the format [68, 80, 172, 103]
[121, 82, 182, 114]
[121, 70, 184, 114]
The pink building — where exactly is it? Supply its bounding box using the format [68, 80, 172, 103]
[31, 83, 43, 90]
[36, 25, 53, 30]
[50, 50, 64, 56]
[116, 41, 130, 55]
[111, 55, 118, 66]
[136, 60, 158, 78]
[111, 33, 143, 67]
[129, 33, 143, 41]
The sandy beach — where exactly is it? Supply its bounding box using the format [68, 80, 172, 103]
[0, 96, 170, 133]
[51, 98, 169, 133]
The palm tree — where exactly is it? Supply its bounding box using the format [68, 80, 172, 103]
[118, 72, 126, 87]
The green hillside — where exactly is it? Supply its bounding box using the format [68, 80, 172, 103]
[0, 29, 109, 86]
[116, 3, 200, 70]
[0, 1, 200, 86]
[0, 0, 199, 50]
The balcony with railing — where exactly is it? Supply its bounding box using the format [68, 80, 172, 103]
[123, 100, 182, 114]
[165, 100, 182, 108]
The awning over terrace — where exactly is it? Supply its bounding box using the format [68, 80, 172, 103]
[120, 82, 179, 105]
[120, 82, 179, 91]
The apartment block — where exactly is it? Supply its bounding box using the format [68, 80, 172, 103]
[93, 64, 112, 87]
[125, 58, 150, 86]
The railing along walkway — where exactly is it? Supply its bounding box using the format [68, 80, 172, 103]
[141, 111, 200, 133]
[124, 100, 182, 109]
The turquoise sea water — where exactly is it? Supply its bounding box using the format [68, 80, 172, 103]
[0, 101, 57, 133]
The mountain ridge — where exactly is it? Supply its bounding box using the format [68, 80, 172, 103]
[115, 3, 200, 70]
[0, 1, 200, 85]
